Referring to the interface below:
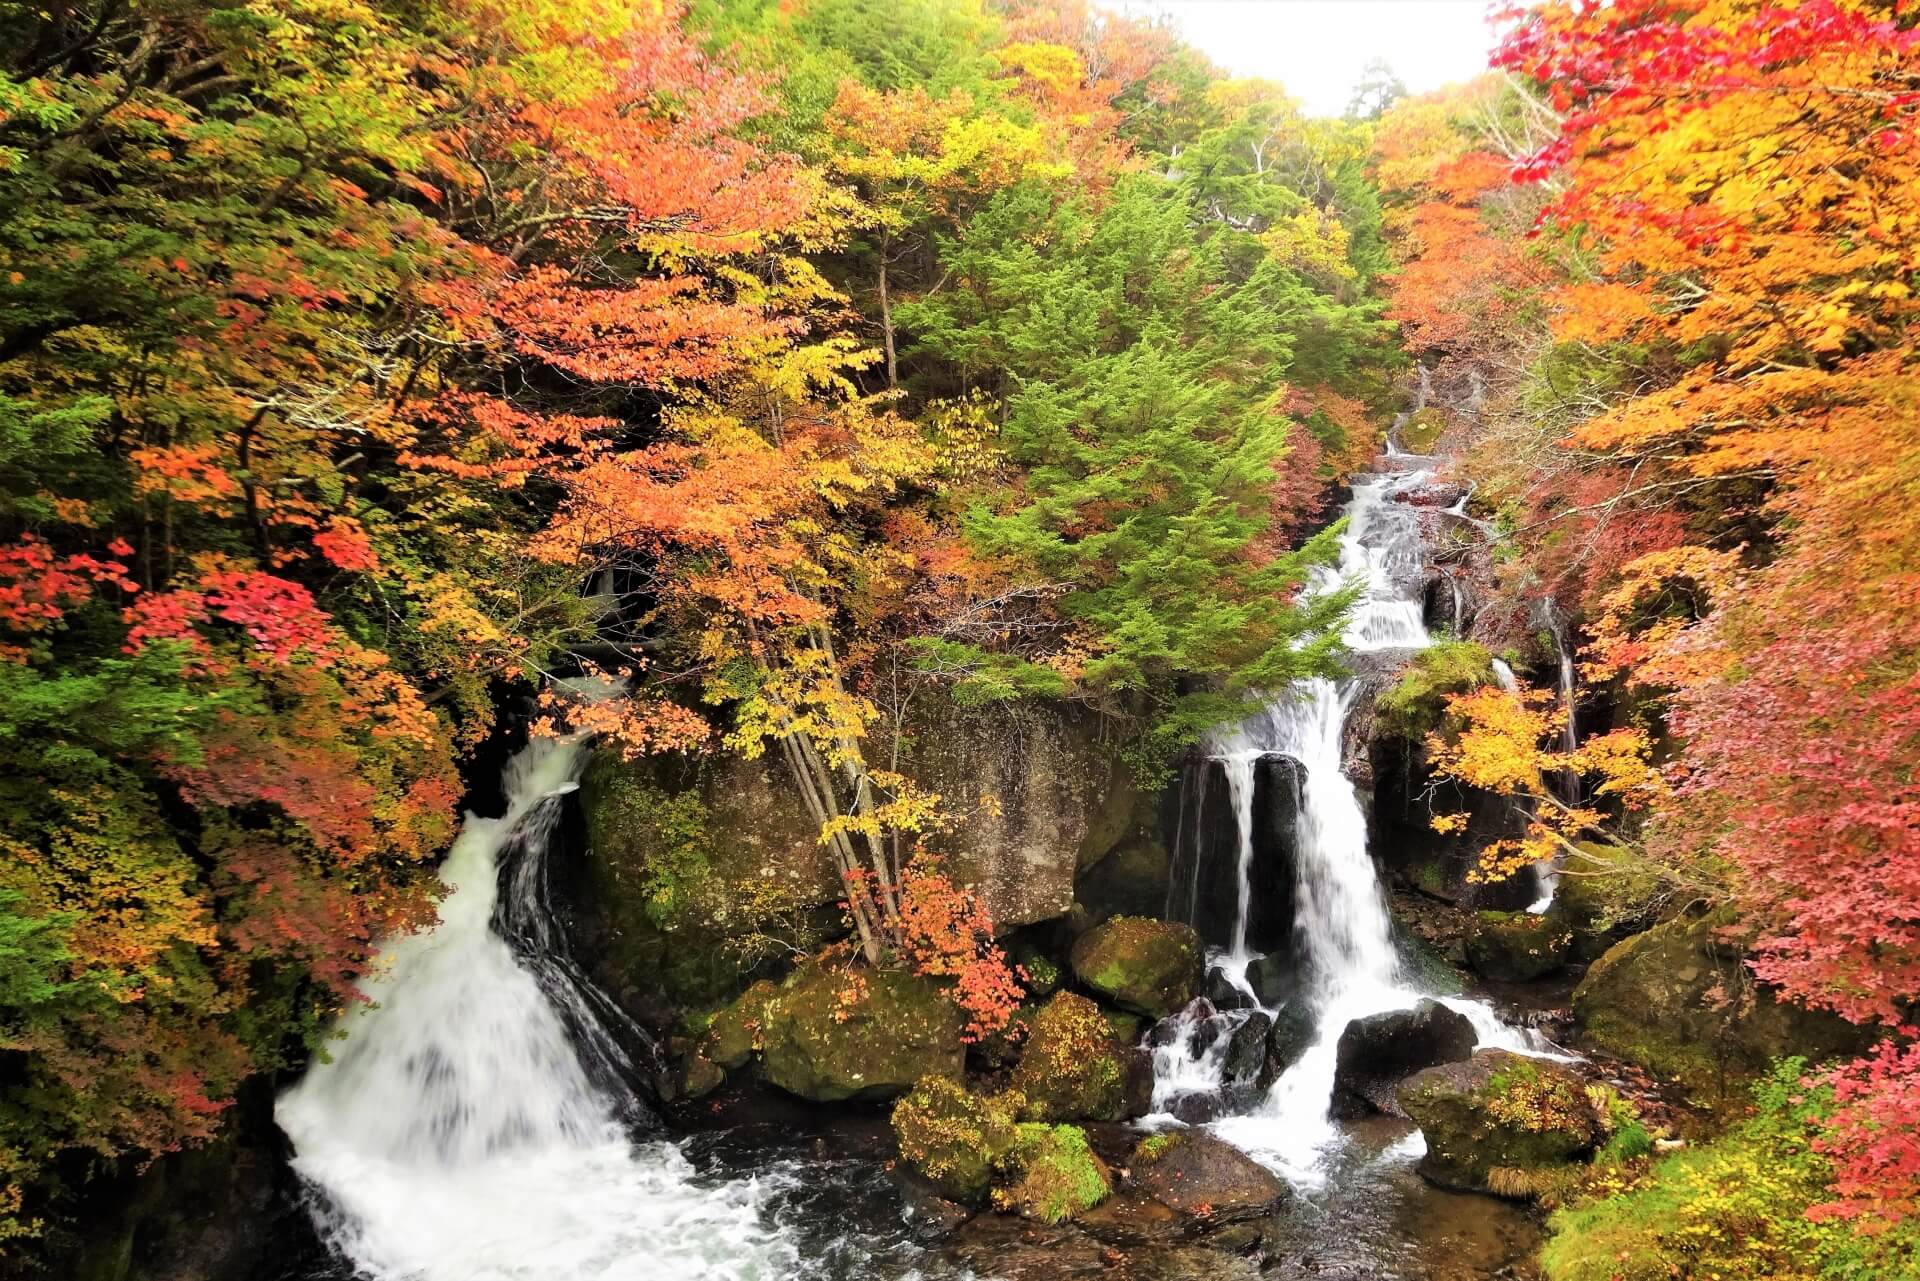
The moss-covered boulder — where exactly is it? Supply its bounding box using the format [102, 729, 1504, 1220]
[1572, 910, 1874, 1107]
[995, 1124, 1112, 1224]
[760, 966, 966, 1102]
[1128, 1132, 1286, 1220]
[1374, 641, 1497, 740]
[1399, 1050, 1604, 1196]
[699, 979, 778, 1071]
[1012, 992, 1152, 1122]
[1069, 917, 1203, 1019]
[891, 1076, 1023, 1203]
[1467, 910, 1574, 982]
[1546, 843, 1666, 960]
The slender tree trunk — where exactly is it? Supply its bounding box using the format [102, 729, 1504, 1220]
[877, 232, 897, 392]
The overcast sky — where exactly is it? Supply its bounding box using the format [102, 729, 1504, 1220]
[1118, 0, 1502, 117]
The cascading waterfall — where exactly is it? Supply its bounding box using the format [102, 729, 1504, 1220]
[1154, 460, 1552, 1187]
[277, 734, 790, 1281]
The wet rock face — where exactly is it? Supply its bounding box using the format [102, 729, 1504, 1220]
[1069, 917, 1204, 1019]
[760, 967, 966, 1103]
[1126, 1132, 1287, 1221]
[1398, 1049, 1603, 1196]
[1164, 754, 1303, 954]
[1266, 1001, 1318, 1076]
[1572, 909, 1875, 1106]
[1331, 999, 1477, 1118]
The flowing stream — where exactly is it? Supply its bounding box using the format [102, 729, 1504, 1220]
[1156, 456, 1555, 1188]
[277, 736, 794, 1281]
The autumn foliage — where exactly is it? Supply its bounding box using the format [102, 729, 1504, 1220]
[1382, 0, 1920, 1234]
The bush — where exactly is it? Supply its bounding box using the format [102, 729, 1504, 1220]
[1542, 1060, 1919, 1281]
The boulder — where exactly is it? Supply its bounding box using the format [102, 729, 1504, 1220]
[1070, 917, 1204, 1019]
[1205, 969, 1255, 1011]
[1466, 910, 1573, 982]
[1221, 1012, 1272, 1084]
[994, 1124, 1113, 1224]
[1398, 1050, 1604, 1196]
[699, 979, 778, 1071]
[891, 1076, 1021, 1203]
[1332, 999, 1476, 1117]
[1572, 910, 1874, 1106]
[760, 966, 965, 1102]
[1266, 1002, 1318, 1076]
[1127, 1132, 1287, 1220]
[1546, 842, 1665, 960]
[1014, 992, 1153, 1123]
[1243, 952, 1296, 1007]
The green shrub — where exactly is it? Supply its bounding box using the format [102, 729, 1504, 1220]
[1542, 1060, 1917, 1281]
[1375, 641, 1496, 738]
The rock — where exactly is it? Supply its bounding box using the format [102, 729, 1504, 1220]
[1205, 968, 1255, 1010]
[1221, 1012, 1272, 1084]
[1013, 992, 1154, 1123]
[1147, 998, 1218, 1049]
[1466, 910, 1573, 982]
[1332, 999, 1476, 1117]
[1168, 1094, 1226, 1125]
[1267, 1002, 1318, 1075]
[700, 979, 778, 1070]
[1070, 917, 1204, 1019]
[1243, 952, 1296, 1007]
[948, 1215, 1112, 1280]
[1072, 1189, 1188, 1245]
[891, 1076, 1021, 1203]
[1075, 836, 1173, 928]
[1127, 1132, 1287, 1220]
[1398, 1050, 1604, 1196]
[1166, 758, 1302, 953]
[1547, 842, 1665, 960]
[1572, 909, 1874, 1106]
[761, 966, 965, 1102]
[1103, 1009, 1145, 1046]
[892, 1172, 975, 1242]
[1009, 941, 1064, 998]
[678, 1053, 724, 1100]
[995, 1124, 1113, 1224]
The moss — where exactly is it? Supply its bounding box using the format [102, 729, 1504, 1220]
[1548, 842, 1667, 958]
[1400, 405, 1449, 452]
[1132, 1132, 1180, 1163]
[1399, 1051, 1604, 1197]
[699, 979, 778, 1071]
[1467, 910, 1573, 981]
[1068, 916, 1202, 1018]
[891, 1076, 1022, 1203]
[994, 1124, 1111, 1224]
[581, 759, 714, 932]
[759, 965, 966, 1102]
[1012, 992, 1137, 1122]
[1375, 641, 1497, 739]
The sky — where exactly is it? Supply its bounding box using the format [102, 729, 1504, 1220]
[1118, 0, 1503, 117]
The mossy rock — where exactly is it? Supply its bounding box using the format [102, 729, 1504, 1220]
[699, 979, 779, 1071]
[1374, 641, 1496, 740]
[1571, 910, 1874, 1107]
[994, 1124, 1111, 1224]
[892, 1076, 1023, 1203]
[1467, 910, 1573, 982]
[1011, 992, 1152, 1122]
[1546, 843, 1666, 960]
[1400, 405, 1449, 453]
[1399, 1050, 1604, 1197]
[760, 965, 966, 1102]
[1069, 917, 1203, 1019]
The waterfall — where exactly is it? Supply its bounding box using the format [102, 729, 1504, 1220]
[1154, 461, 1554, 1186]
[277, 734, 790, 1281]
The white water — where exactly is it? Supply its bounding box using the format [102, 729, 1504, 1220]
[278, 736, 792, 1281]
[1153, 463, 1558, 1187]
